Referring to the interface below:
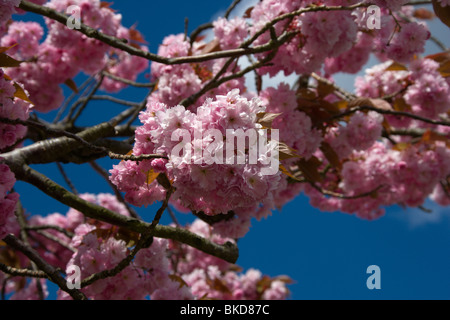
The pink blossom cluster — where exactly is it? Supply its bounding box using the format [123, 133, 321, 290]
[2, 0, 148, 112]
[177, 219, 290, 300]
[0, 160, 18, 239]
[324, 32, 374, 76]
[259, 83, 322, 208]
[250, 0, 358, 77]
[111, 89, 281, 219]
[404, 58, 450, 119]
[326, 111, 384, 160]
[100, 26, 149, 93]
[60, 226, 193, 300]
[305, 139, 450, 220]
[150, 33, 246, 109]
[213, 17, 248, 50]
[3, 192, 290, 300]
[355, 58, 450, 122]
[377, 20, 429, 64]
[150, 34, 202, 107]
[260, 83, 322, 159]
[0, 0, 21, 33]
[0, 68, 31, 151]
[248, 0, 428, 78]
[354, 61, 410, 100]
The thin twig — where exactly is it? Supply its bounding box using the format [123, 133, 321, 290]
[14, 201, 45, 300]
[53, 74, 97, 124]
[26, 225, 75, 239]
[19, 0, 369, 66]
[330, 106, 450, 127]
[29, 230, 76, 253]
[80, 187, 174, 288]
[56, 162, 78, 195]
[0, 263, 49, 279]
[108, 153, 168, 161]
[9, 164, 239, 264]
[309, 183, 385, 200]
[224, 0, 242, 19]
[102, 71, 156, 88]
[69, 74, 105, 125]
[3, 234, 87, 300]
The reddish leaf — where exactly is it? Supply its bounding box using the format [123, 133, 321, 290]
[439, 60, 450, 77]
[100, 1, 117, 12]
[0, 53, 22, 67]
[194, 35, 207, 43]
[243, 6, 254, 19]
[157, 173, 172, 190]
[201, 39, 221, 54]
[278, 142, 300, 161]
[384, 61, 408, 72]
[413, 8, 435, 20]
[256, 276, 272, 295]
[426, 52, 450, 77]
[256, 112, 282, 128]
[145, 169, 159, 186]
[273, 275, 295, 284]
[129, 25, 147, 44]
[13, 82, 33, 104]
[319, 100, 341, 115]
[317, 81, 335, 98]
[432, 0, 450, 28]
[115, 227, 140, 248]
[169, 274, 189, 289]
[348, 97, 392, 111]
[64, 78, 79, 94]
[280, 164, 303, 182]
[392, 142, 411, 152]
[421, 130, 449, 144]
[382, 118, 392, 135]
[191, 63, 213, 83]
[320, 142, 341, 171]
[0, 44, 18, 54]
[334, 100, 348, 110]
[297, 88, 316, 100]
[393, 97, 411, 112]
[206, 277, 232, 295]
[296, 157, 323, 183]
[426, 51, 450, 63]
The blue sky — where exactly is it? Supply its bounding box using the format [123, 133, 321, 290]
[11, 0, 450, 300]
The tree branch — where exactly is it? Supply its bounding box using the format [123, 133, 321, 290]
[8, 164, 239, 264]
[0, 263, 49, 280]
[331, 106, 450, 127]
[3, 235, 87, 300]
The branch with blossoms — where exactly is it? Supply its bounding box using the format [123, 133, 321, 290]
[0, 0, 449, 300]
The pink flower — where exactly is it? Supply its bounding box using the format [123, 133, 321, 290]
[213, 17, 248, 50]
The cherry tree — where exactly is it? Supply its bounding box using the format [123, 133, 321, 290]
[0, 0, 449, 300]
